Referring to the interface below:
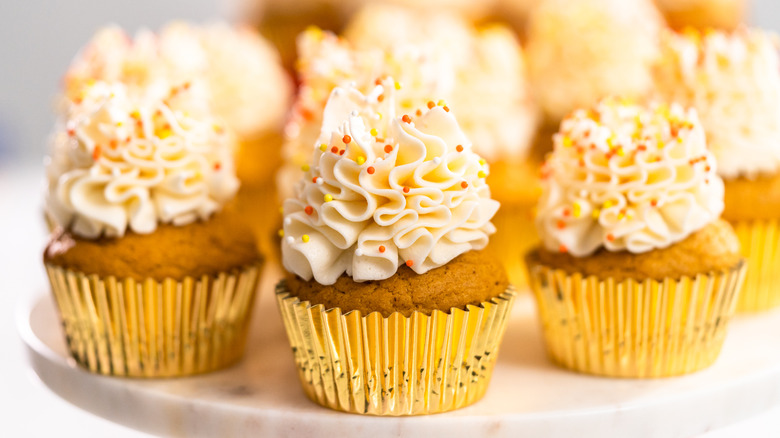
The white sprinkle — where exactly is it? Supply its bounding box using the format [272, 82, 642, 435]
[285, 236, 294, 244]
[350, 110, 359, 117]
[433, 157, 441, 164]
[284, 217, 292, 226]
[316, 177, 324, 185]
[355, 248, 364, 257]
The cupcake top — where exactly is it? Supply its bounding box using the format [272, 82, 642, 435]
[63, 22, 292, 139]
[525, 0, 663, 123]
[653, 28, 780, 180]
[45, 81, 239, 239]
[281, 80, 499, 285]
[535, 98, 724, 257]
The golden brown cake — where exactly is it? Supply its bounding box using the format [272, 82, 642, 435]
[723, 173, 780, 222]
[655, 0, 746, 31]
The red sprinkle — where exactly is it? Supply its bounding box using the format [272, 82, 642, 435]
[304, 206, 313, 215]
[374, 78, 382, 85]
[403, 186, 410, 193]
[92, 145, 101, 161]
[312, 177, 318, 183]
[406, 260, 414, 267]
[379, 245, 386, 253]
[339, 149, 345, 156]
[342, 135, 352, 144]
[456, 145, 464, 152]
[331, 146, 339, 153]
[384, 144, 393, 153]
[651, 199, 658, 207]
[556, 220, 566, 230]
[461, 181, 469, 189]
[367, 166, 375, 175]
[67, 128, 75, 137]
[402, 115, 412, 123]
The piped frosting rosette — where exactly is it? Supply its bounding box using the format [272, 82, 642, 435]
[654, 28, 780, 179]
[45, 80, 239, 239]
[281, 80, 499, 284]
[536, 98, 725, 257]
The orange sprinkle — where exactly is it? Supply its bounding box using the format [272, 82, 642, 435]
[705, 165, 711, 172]
[378, 94, 385, 102]
[443, 106, 450, 112]
[402, 115, 412, 123]
[563, 208, 571, 217]
[406, 260, 414, 267]
[651, 199, 658, 207]
[109, 139, 118, 149]
[182, 81, 191, 90]
[304, 206, 313, 215]
[214, 162, 221, 170]
[312, 177, 318, 183]
[67, 128, 75, 137]
[427, 101, 435, 109]
[606, 234, 615, 242]
[92, 145, 101, 161]
[379, 245, 386, 253]
[559, 244, 568, 253]
[124, 136, 131, 143]
[342, 135, 352, 144]
[416, 109, 422, 116]
[460, 181, 468, 189]
[374, 78, 382, 85]
[384, 144, 393, 153]
[456, 145, 464, 152]
[339, 149, 345, 155]
[403, 186, 410, 193]
[331, 146, 339, 153]
[556, 220, 565, 230]
[367, 166, 375, 175]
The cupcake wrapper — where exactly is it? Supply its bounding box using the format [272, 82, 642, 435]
[487, 202, 539, 288]
[732, 219, 780, 312]
[275, 281, 517, 416]
[45, 263, 262, 377]
[526, 257, 746, 378]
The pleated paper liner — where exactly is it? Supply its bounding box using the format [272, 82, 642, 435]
[45, 262, 262, 378]
[526, 253, 747, 378]
[487, 202, 539, 288]
[275, 281, 517, 416]
[732, 219, 780, 312]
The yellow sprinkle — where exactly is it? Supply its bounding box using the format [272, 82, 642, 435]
[618, 213, 625, 221]
[319, 143, 328, 152]
[301, 164, 310, 172]
[604, 200, 615, 209]
[158, 129, 172, 139]
[278, 229, 284, 237]
[657, 139, 665, 149]
[627, 213, 634, 221]
[324, 194, 333, 202]
[677, 137, 684, 143]
[130, 110, 141, 119]
[562, 136, 573, 148]
[357, 156, 366, 165]
[116, 122, 123, 127]
[617, 147, 625, 157]
[437, 99, 446, 106]
[302, 234, 310, 243]
[479, 159, 486, 166]
[478, 170, 487, 178]
[573, 202, 581, 218]
[606, 135, 616, 148]
[394, 81, 401, 90]
[305, 26, 323, 40]
[592, 208, 601, 219]
[370, 128, 378, 137]
[377, 113, 383, 120]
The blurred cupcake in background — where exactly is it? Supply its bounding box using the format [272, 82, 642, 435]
[526, 98, 746, 377]
[487, 0, 542, 40]
[654, 0, 747, 31]
[276, 79, 515, 415]
[44, 81, 262, 377]
[280, 4, 538, 283]
[525, 0, 664, 144]
[654, 27, 780, 312]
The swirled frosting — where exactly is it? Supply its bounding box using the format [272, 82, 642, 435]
[653, 28, 780, 180]
[526, 0, 663, 122]
[63, 23, 291, 138]
[535, 98, 724, 257]
[45, 81, 239, 239]
[281, 80, 499, 284]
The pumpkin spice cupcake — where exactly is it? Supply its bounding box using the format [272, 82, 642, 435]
[526, 98, 746, 378]
[276, 80, 515, 415]
[44, 81, 263, 377]
[654, 0, 747, 31]
[654, 28, 780, 312]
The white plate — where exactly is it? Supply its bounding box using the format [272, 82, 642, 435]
[18, 264, 780, 438]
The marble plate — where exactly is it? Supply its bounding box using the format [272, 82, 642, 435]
[18, 265, 780, 438]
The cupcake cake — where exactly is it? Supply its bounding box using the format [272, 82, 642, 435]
[276, 80, 515, 415]
[526, 98, 746, 377]
[654, 0, 747, 31]
[44, 81, 263, 377]
[654, 28, 780, 311]
[280, 9, 538, 284]
[525, 0, 664, 130]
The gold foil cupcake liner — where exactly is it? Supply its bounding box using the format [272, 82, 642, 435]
[526, 256, 746, 378]
[487, 202, 539, 288]
[45, 263, 262, 377]
[732, 219, 780, 312]
[275, 281, 517, 415]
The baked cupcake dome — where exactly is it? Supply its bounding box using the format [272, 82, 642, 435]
[276, 80, 515, 415]
[654, 0, 747, 31]
[654, 28, 780, 311]
[44, 81, 263, 377]
[527, 98, 745, 377]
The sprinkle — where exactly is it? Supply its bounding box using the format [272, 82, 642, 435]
[384, 144, 393, 153]
[461, 181, 468, 189]
[278, 229, 284, 237]
[355, 248, 364, 257]
[427, 101, 435, 109]
[443, 106, 450, 112]
[356, 156, 366, 165]
[478, 170, 487, 178]
[433, 157, 442, 164]
[437, 99, 446, 106]
[370, 128, 378, 137]
[573, 203, 581, 218]
[342, 135, 352, 144]
[374, 78, 382, 85]
[367, 166, 375, 175]
[403, 186, 410, 193]
[416, 109, 422, 116]
[456, 145, 464, 152]
[316, 178, 324, 185]
[92, 145, 101, 161]
[302, 235, 310, 243]
[617, 147, 625, 157]
[379, 245, 386, 253]
[320, 143, 328, 152]
[651, 199, 658, 207]
[592, 208, 601, 218]
[285, 236, 294, 244]
[406, 260, 414, 267]
[705, 165, 711, 172]
[563, 208, 571, 217]
[214, 162, 221, 170]
[562, 136, 573, 148]
[312, 177, 318, 183]
[339, 149, 345, 155]
[378, 94, 385, 102]
[324, 194, 333, 202]
[301, 164, 310, 172]
[284, 217, 292, 226]
[67, 128, 75, 137]
[402, 115, 412, 123]
[394, 81, 401, 90]
[603, 200, 615, 209]
[109, 139, 118, 149]
[305, 206, 313, 215]
[331, 146, 339, 153]
[559, 244, 568, 253]
[606, 234, 615, 242]
[479, 159, 486, 166]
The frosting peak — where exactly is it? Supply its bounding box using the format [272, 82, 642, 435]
[281, 81, 499, 284]
[45, 81, 239, 238]
[535, 98, 724, 257]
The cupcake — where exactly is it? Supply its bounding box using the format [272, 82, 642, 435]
[525, 0, 664, 130]
[276, 79, 516, 415]
[654, 28, 780, 312]
[43, 81, 263, 377]
[654, 0, 747, 31]
[280, 9, 538, 284]
[526, 98, 746, 377]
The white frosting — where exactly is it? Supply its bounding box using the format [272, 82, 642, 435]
[63, 23, 291, 138]
[282, 81, 498, 284]
[45, 81, 239, 239]
[525, 0, 663, 122]
[536, 98, 724, 257]
[653, 28, 780, 180]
